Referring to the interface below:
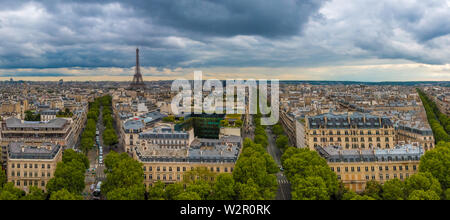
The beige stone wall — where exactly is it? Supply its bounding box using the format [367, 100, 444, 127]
[140, 161, 235, 187]
[6, 150, 62, 192]
[329, 160, 420, 192]
[306, 128, 396, 150]
[396, 129, 434, 151]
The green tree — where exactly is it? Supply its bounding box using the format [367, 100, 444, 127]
[186, 180, 212, 200]
[233, 138, 278, 200]
[276, 135, 289, 150]
[350, 195, 376, 200]
[235, 119, 243, 127]
[0, 169, 6, 188]
[282, 147, 339, 198]
[272, 124, 284, 137]
[103, 128, 118, 147]
[163, 116, 175, 123]
[407, 190, 440, 200]
[49, 189, 83, 200]
[341, 191, 358, 200]
[46, 160, 86, 195]
[235, 179, 264, 200]
[106, 185, 145, 200]
[101, 152, 144, 198]
[404, 172, 442, 197]
[21, 186, 46, 200]
[148, 181, 165, 200]
[445, 188, 450, 200]
[0, 182, 25, 200]
[419, 142, 450, 189]
[210, 173, 236, 200]
[80, 137, 94, 154]
[363, 180, 383, 200]
[175, 191, 202, 200]
[254, 134, 268, 148]
[164, 183, 184, 200]
[291, 176, 329, 200]
[62, 149, 89, 170]
[382, 179, 405, 200]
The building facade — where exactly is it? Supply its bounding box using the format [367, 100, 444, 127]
[306, 113, 395, 150]
[1, 117, 78, 148]
[6, 142, 62, 191]
[396, 125, 435, 151]
[317, 144, 424, 192]
[134, 133, 241, 187]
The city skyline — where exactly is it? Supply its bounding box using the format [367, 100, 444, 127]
[0, 0, 449, 82]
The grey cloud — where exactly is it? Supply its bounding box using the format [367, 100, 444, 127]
[0, 0, 449, 79]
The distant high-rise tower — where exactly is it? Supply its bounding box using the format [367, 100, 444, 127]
[130, 48, 146, 90]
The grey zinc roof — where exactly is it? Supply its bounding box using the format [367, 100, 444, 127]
[8, 142, 61, 160]
[123, 119, 144, 131]
[6, 117, 68, 129]
[308, 113, 392, 129]
[140, 131, 189, 139]
[316, 144, 424, 163]
[136, 136, 242, 163]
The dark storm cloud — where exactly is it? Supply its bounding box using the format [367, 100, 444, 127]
[0, 0, 328, 69]
[122, 0, 326, 38]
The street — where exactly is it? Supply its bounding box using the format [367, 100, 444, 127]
[266, 127, 292, 200]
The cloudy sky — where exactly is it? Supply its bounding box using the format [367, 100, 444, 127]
[0, 0, 449, 81]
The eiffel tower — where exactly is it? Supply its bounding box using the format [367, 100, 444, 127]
[130, 48, 146, 90]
